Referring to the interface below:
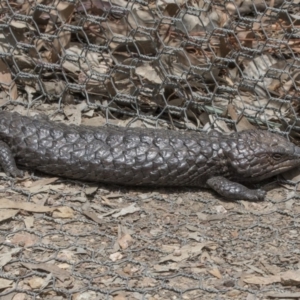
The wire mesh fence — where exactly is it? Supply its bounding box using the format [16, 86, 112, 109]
[1, 0, 300, 299]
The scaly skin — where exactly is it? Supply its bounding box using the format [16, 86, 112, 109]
[0, 111, 300, 201]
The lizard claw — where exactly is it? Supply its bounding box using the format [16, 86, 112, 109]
[248, 189, 266, 201]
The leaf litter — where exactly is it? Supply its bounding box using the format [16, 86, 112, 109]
[4, 173, 297, 298]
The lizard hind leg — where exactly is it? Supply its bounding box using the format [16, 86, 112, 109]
[0, 141, 23, 177]
[206, 176, 266, 201]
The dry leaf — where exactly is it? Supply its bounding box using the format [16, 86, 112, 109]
[11, 232, 38, 247]
[140, 277, 157, 287]
[28, 177, 59, 193]
[281, 269, 300, 286]
[70, 196, 87, 203]
[82, 210, 103, 224]
[109, 252, 123, 262]
[112, 204, 140, 218]
[188, 232, 201, 241]
[113, 294, 127, 300]
[24, 216, 34, 229]
[73, 291, 103, 300]
[28, 277, 44, 289]
[0, 209, 19, 222]
[64, 104, 82, 125]
[57, 250, 74, 262]
[228, 103, 255, 131]
[0, 278, 13, 289]
[214, 205, 227, 214]
[0, 199, 53, 213]
[85, 186, 98, 195]
[57, 263, 70, 270]
[260, 261, 281, 275]
[105, 193, 123, 199]
[246, 267, 265, 279]
[52, 207, 74, 219]
[135, 63, 162, 84]
[82, 116, 106, 127]
[22, 262, 70, 282]
[153, 263, 180, 272]
[208, 268, 222, 279]
[0, 59, 18, 100]
[118, 233, 133, 250]
[159, 242, 218, 263]
[0, 248, 21, 267]
[197, 212, 208, 221]
[231, 230, 239, 238]
[11, 293, 27, 300]
[52, 30, 71, 63]
[101, 195, 116, 208]
[56, 1, 75, 22]
[243, 274, 280, 285]
[266, 292, 300, 298]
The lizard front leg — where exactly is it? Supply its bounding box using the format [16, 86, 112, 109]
[0, 141, 23, 177]
[206, 176, 266, 201]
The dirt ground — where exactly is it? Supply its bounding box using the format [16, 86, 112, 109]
[1, 167, 300, 300]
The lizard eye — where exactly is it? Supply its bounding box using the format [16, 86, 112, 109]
[272, 153, 283, 160]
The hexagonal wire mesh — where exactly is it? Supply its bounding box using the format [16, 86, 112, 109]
[0, 0, 300, 299]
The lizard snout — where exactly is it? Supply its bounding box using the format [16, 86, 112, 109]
[294, 145, 300, 157]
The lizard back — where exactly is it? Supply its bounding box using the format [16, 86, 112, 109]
[0, 111, 299, 187]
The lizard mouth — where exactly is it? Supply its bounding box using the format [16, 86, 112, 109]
[254, 158, 300, 181]
[269, 163, 300, 177]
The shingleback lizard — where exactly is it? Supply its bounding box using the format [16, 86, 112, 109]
[0, 111, 300, 201]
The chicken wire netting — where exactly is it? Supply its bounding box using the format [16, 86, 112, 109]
[1, 0, 300, 299]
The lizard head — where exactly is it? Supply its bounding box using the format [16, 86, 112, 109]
[224, 130, 300, 182]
